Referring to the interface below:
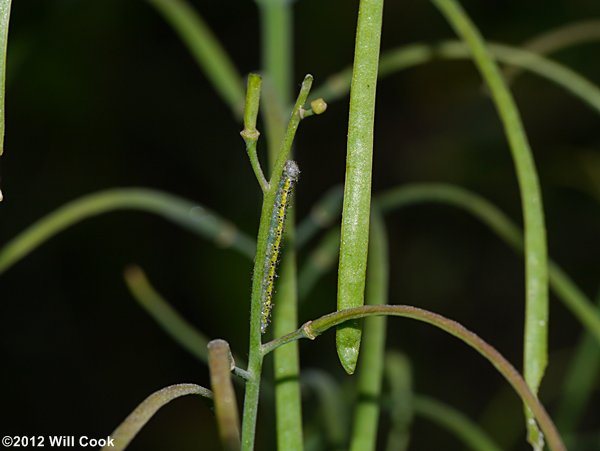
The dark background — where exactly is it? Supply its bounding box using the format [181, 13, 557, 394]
[1, 0, 599, 449]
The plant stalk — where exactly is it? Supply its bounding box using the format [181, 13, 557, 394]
[337, 0, 385, 375]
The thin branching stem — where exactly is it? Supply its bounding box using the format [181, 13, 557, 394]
[124, 265, 211, 363]
[310, 40, 600, 115]
[147, 0, 245, 116]
[123, 265, 250, 380]
[0, 188, 256, 275]
[241, 73, 269, 193]
[259, 5, 305, 446]
[432, 2, 549, 446]
[240, 76, 313, 451]
[414, 396, 502, 451]
[298, 227, 341, 301]
[295, 185, 343, 248]
[503, 19, 600, 83]
[297, 183, 600, 349]
[262, 305, 565, 451]
[269, 75, 313, 184]
[104, 384, 212, 451]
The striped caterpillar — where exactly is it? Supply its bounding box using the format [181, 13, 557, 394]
[260, 160, 300, 333]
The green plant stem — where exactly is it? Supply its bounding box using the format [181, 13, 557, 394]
[260, 79, 287, 165]
[295, 185, 344, 248]
[260, 3, 304, 442]
[555, 291, 600, 434]
[208, 340, 242, 451]
[257, 0, 293, 165]
[240, 77, 313, 451]
[349, 208, 388, 451]
[272, 212, 303, 451]
[104, 383, 212, 451]
[298, 227, 340, 301]
[257, 0, 292, 103]
[431, 2, 549, 446]
[414, 396, 502, 451]
[378, 184, 600, 348]
[262, 305, 566, 451]
[265, 29, 304, 446]
[384, 352, 413, 451]
[123, 264, 251, 380]
[0, 0, 11, 156]
[147, 0, 245, 116]
[0, 188, 256, 275]
[257, 0, 292, 120]
[301, 369, 347, 450]
[337, 0, 385, 375]
[124, 264, 210, 363]
[439, 41, 600, 114]
[310, 40, 600, 116]
[241, 73, 269, 193]
[268, 75, 313, 184]
[504, 19, 600, 83]
[297, 183, 600, 348]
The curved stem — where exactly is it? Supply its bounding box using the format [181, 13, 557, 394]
[297, 183, 600, 349]
[123, 264, 250, 380]
[147, 0, 245, 116]
[104, 383, 212, 451]
[414, 396, 502, 451]
[262, 305, 565, 451]
[124, 265, 211, 363]
[295, 184, 343, 248]
[379, 184, 600, 349]
[419, 3, 551, 445]
[310, 40, 600, 115]
[504, 19, 600, 83]
[0, 188, 256, 275]
[298, 227, 340, 301]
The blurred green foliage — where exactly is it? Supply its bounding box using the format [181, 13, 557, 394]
[1, 1, 599, 449]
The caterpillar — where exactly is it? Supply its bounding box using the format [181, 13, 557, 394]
[260, 160, 300, 334]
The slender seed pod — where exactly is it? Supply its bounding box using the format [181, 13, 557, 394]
[337, 0, 384, 374]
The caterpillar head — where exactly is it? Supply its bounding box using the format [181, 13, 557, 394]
[283, 160, 300, 182]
